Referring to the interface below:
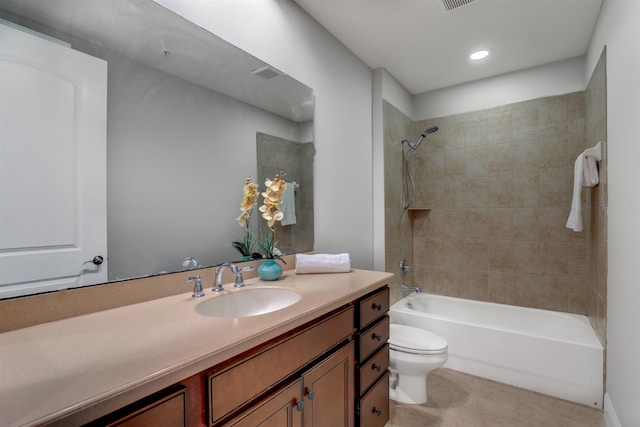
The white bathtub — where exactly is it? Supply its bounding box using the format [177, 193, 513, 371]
[390, 293, 604, 408]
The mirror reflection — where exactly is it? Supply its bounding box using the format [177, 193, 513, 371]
[0, 0, 314, 299]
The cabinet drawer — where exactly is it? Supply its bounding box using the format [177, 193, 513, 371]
[358, 287, 389, 328]
[86, 387, 186, 427]
[208, 306, 354, 424]
[357, 344, 389, 395]
[357, 316, 389, 361]
[358, 373, 389, 427]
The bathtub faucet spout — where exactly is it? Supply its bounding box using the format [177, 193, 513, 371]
[401, 283, 421, 293]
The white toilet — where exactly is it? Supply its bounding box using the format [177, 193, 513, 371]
[388, 324, 448, 404]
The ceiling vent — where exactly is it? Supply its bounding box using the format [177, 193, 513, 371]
[251, 65, 283, 80]
[441, 0, 477, 12]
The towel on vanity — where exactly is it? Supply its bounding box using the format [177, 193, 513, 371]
[280, 183, 297, 226]
[566, 142, 602, 232]
[295, 253, 351, 274]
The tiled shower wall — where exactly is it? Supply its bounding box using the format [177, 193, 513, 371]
[383, 103, 416, 305]
[257, 133, 314, 255]
[584, 49, 607, 343]
[384, 51, 607, 344]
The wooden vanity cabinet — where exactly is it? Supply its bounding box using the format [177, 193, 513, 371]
[354, 287, 390, 427]
[75, 284, 390, 427]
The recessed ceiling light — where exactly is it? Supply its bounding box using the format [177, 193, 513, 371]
[470, 49, 490, 61]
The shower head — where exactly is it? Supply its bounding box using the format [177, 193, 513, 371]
[422, 126, 439, 137]
[405, 125, 439, 151]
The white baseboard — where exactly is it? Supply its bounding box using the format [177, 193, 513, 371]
[604, 393, 622, 427]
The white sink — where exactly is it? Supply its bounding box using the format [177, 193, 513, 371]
[195, 288, 302, 318]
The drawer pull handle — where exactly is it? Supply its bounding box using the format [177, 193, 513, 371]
[372, 303, 382, 311]
[307, 389, 315, 400]
[372, 363, 381, 372]
[372, 407, 382, 416]
[372, 333, 382, 341]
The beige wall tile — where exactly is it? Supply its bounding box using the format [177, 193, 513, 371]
[465, 240, 489, 270]
[384, 73, 606, 321]
[488, 241, 514, 272]
[512, 208, 540, 240]
[465, 177, 490, 208]
[465, 146, 489, 177]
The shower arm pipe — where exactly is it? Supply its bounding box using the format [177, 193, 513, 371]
[406, 126, 439, 151]
[401, 126, 439, 211]
[402, 148, 416, 210]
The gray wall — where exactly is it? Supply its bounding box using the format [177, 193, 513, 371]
[156, 0, 375, 269]
[107, 53, 304, 279]
[586, 0, 640, 424]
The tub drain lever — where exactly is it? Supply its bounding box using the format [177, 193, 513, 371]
[390, 371, 399, 390]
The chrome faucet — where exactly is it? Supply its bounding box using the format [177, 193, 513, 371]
[399, 259, 420, 293]
[182, 256, 201, 269]
[401, 283, 421, 293]
[213, 262, 255, 292]
[186, 275, 205, 298]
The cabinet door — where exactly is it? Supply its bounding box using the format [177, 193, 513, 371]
[302, 343, 354, 427]
[224, 379, 302, 427]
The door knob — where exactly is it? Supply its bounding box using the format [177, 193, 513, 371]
[84, 256, 104, 266]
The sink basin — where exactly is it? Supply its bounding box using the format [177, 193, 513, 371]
[195, 288, 302, 318]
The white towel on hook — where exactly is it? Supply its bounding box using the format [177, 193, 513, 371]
[583, 155, 599, 187]
[583, 142, 601, 187]
[280, 182, 297, 226]
[566, 142, 602, 232]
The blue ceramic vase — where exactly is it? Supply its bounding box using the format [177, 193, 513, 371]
[258, 259, 283, 281]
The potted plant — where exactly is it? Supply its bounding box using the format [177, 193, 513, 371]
[256, 172, 287, 280]
[232, 177, 259, 261]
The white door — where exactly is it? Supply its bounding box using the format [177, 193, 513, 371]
[0, 22, 108, 298]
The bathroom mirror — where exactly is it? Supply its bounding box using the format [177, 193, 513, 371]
[0, 0, 314, 298]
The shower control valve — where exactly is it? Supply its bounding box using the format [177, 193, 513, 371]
[399, 259, 413, 276]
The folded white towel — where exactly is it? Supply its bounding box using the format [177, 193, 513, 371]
[566, 154, 587, 232]
[295, 253, 351, 274]
[566, 142, 602, 232]
[280, 183, 297, 226]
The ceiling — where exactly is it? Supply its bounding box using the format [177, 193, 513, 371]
[0, 0, 314, 122]
[292, 0, 603, 95]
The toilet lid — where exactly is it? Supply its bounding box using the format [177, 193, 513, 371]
[389, 324, 448, 354]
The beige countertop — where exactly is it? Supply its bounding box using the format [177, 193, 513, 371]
[0, 268, 393, 427]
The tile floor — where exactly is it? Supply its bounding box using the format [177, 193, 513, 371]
[385, 369, 606, 427]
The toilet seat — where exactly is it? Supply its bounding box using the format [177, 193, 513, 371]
[389, 324, 448, 355]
